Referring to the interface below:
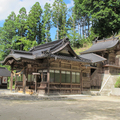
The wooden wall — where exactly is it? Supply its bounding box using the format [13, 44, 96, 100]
[14, 58, 91, 94]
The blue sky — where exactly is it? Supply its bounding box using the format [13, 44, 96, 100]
[0, 0, 74, 40]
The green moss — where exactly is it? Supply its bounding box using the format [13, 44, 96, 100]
[115, 77, 120, 88]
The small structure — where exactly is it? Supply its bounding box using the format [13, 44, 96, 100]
[80, 36, 120, 90]
[0, 67, 11, 89]
[1, 38, 92, 94]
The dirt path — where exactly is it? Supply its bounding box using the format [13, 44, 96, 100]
[0, 95, 120, 120]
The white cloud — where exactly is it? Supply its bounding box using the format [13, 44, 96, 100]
[0, 0, 74, 21]
[67, 0, 74, 8]
[0, 0, 55, 20]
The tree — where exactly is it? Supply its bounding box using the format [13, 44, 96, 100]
[16, 7, 27, 37]
[16, 7, 27, 50]
[52, 0, 67, 40]
[27, 2, 43, 43]
[0, 12, 17, 60]
[67, 8, 81, 47]
[74, 0, 120, 38]
[16, 37, 38, 51]
[42, 3, 52, 43]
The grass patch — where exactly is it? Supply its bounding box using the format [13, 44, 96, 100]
[115, 76, 120, 88]
[73, 43, 92, 55]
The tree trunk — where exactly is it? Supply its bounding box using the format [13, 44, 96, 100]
[78, 20, 80, 35]
[88, 17, 90, 37]
[85, 20, 87, 39]
[82, 18, 84, 38]
[46, 27, 48, 43]
[57, 20, 59, 40]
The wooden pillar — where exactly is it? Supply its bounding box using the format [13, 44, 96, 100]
[80, 70, 83, 93]
[47, 69, 50, 94]
[23, 69, 26, 94]
[60, 70, 61, 93]
[59, 62, 61, 93]
[70, 71, 72, 93]
[10, 71, 13, 92]
[70, 64, 72, 93]
[35, 75, 37, 93]
[15, 75, 17, 91]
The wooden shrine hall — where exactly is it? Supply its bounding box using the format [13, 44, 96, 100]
[1, 38, 93, 94]
[80, 36, 120, 89]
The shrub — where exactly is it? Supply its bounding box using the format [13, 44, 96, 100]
[115, 77, 120, 88]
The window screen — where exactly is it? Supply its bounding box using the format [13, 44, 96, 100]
[55, 70, 60, 83]
[72, 72, 76, 83]
[61, 71, 65, 83]
[76, 72, 80, 83]
[50, 70, 54, 82]
[66, 71, 70, 83]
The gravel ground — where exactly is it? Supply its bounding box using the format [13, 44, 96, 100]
[0, 92, 120, 120]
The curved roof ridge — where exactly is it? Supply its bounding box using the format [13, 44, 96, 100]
[81, 38, 119, 54]
[30, 39, 62, 52]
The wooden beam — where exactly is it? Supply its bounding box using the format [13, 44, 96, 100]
[49, 67, 81, 72]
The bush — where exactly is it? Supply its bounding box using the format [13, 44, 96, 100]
[115, 77, 120, 88]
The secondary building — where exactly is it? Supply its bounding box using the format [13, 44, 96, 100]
[80, 36, 120, 95]
[0, 67, 11, 89]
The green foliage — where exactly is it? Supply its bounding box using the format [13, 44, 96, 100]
[74, 0, 120, 38]
[16, 37, 38, 51]
[115, 76, 120, 88]
[1, 0, 120, 64]
[0, 12, 17, 61]
[52, 0, 68, 39]
[27, 2, 43, 43]
[42, 3, 52, 43]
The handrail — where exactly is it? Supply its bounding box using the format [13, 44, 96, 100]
[99, 75, 111, 93]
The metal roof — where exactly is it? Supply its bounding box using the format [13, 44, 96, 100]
[79, 53, 107, 63]
[0, 67, 11, 77]
[81, 39, 119, 54]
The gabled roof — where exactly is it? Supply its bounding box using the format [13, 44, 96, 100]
[0, 67, 11, 77]
[79, 53, 107, 63]
[1, 38, 91, 65]
[81, 37, 119, 54]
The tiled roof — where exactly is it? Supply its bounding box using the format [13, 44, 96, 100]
[81, 37, 119, 54]
[0, 67, 11, 77]
[1, 38, 91, 64]
[79, 53, 106, 63]
[50, 54, 91, 63]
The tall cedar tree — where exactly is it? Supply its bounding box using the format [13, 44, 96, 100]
[52, 0, 67, 40]
[27, 2, 43, 43]
[0, 12, 16, 60]
[67, 8, 80, 47]
[42, 3, 52, 43]
[74, 0, 120, 38]
[74, 0, 90, 39]
[16, 7, 27, 50]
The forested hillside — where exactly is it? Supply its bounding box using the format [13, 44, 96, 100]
[0, 0, 120, 63]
